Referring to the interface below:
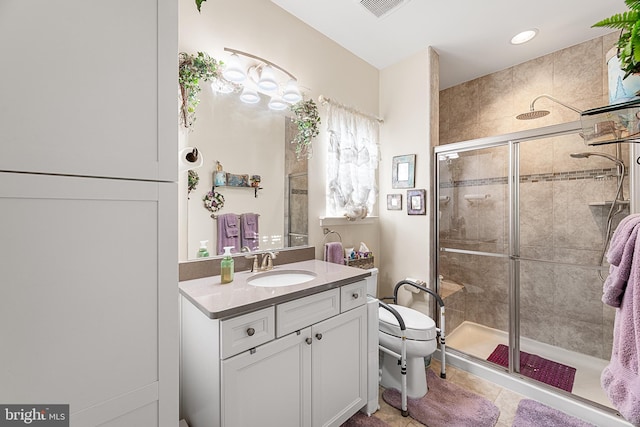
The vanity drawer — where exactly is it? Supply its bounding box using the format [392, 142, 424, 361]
[340, 280, 367, 312]
[276, 289, 340, 337]
[220, 306, 275, 359]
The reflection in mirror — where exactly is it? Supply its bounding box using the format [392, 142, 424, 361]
[183, 88, 308, 260]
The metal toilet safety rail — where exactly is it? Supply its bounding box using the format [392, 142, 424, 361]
[379, 279, 447, 417]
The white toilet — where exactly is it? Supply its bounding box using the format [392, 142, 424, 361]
[365, 269, 438, 399]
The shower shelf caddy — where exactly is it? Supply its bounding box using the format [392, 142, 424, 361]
[581, 99, 640, 146]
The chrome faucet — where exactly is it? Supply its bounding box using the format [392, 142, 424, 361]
[260, 252, 278, 271]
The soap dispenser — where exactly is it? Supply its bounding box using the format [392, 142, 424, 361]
[197, 240, 210, 258]
[221, 246, 234, 284]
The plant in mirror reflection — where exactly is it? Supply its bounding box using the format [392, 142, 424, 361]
[290, 99, 321, 160]
[195, 0, 207, 12]
[187, 170, 199, 198]
[179, 51, 222, 130]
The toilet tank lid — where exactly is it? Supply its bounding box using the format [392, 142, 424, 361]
[379, 304, 435, 331]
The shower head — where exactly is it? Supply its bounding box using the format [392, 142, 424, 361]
[516, 94, 582, 120]
[516, 109, 550, 120]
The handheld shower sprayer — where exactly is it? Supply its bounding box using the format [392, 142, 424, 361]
[570, 151, 626, 281]
[569, 152, 625, 178]
[516, 94, 582, 120]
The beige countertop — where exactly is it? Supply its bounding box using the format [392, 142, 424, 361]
[179, 259, 371, 319]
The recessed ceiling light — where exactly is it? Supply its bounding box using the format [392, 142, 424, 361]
[511, 29, 538, 45]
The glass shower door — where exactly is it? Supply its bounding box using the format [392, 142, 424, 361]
[435, 124, 628, 409]
[437, 143, 511, 368]
[517, 132, 625, 406]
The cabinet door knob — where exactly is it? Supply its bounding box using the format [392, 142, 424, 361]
[315, 333, 323, 340]
[352, 293, 359, 299]
[305, 337, 312, 345]
[246, 327, 255, 336]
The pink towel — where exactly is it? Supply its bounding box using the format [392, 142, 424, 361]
[324, 242, 344, 264]
[601, 214, 640, 425]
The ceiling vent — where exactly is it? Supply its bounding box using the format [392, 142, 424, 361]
[356, 0, 411, 18]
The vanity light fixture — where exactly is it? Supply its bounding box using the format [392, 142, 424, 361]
[214, 47, 303, 109]
[510, 28, 538, 45]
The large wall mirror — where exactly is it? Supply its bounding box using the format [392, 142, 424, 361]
[180, 86, 308, 261]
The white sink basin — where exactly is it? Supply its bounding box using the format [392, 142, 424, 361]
[247, 270, 317, 287]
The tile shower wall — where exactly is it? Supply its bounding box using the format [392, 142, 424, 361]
[438, 33, 626, 360]
[284, 117, 308, 247]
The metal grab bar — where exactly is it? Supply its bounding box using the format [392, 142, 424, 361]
[392, 280, 447, 379]
[378, 301, 408, 417]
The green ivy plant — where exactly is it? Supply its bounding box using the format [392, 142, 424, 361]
[187, 170, 199, 198]
[290, 99, 321, 160]
[195, 0, 207, 12]
[593, 0, 640, 78]
[179, 51, 221, 129]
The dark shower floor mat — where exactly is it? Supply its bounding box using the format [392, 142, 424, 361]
[486, 344, 576, 392]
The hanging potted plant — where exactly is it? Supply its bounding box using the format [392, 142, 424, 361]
[178, 51, 221, 130]
[290, 99, 321, 160]
[593, 0, 640, 79]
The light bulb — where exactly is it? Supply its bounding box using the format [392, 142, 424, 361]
[282, 79, 302, 103]
[239, 87, 260, 104]
[211, 78, 234, 94]
[268, 95, 288, 111]
[257, 65, 278, 92]
[510, 29, 538, 45]
[222, 53, 247, 82]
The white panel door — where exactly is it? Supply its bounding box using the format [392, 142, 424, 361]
[0, 0, 177, 182]
[311, 305, 367, 427]
[0, 172, 176, 425]
[222, 329, 312, 427]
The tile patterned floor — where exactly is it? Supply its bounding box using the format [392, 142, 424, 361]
[368, 360, 525, 427]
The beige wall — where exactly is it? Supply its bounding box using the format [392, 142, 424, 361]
[440, 32, 619, 144]
[378, 48, 437, 300]
[178, 0, 381, 262]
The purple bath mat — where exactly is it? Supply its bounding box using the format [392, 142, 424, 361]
[487, 344, 576, 392]
[382, 369, 500, 427]
[512, 399, 596, 427]
[340, 411, 390, 427]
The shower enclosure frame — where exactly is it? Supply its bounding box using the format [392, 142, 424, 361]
[430, 120, 635, 425]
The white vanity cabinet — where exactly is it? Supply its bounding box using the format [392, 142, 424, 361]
[221, 325, 312, 426]
[180, 280, 368, 427]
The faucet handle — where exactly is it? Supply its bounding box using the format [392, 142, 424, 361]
[245, 254, 259, 272]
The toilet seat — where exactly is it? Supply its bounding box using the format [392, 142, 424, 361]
[378, 304, 436, 341]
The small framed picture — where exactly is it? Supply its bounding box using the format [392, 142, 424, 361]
[387, 194, 402, 210]
[392, 154, 416, 189]
[226, 173, 249, 187]
[407, 189, 426, 215]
